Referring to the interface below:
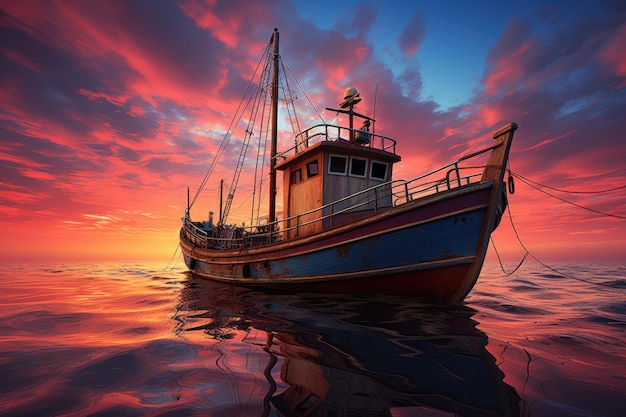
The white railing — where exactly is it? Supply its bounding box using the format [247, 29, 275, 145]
[275, 123, 397, 159]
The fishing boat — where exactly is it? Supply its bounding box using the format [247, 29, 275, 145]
[179, 28, 518, 303]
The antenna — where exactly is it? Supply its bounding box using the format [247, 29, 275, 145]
[372, 83, 378, 133]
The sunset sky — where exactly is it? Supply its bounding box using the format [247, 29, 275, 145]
[1, 0, 625, 263]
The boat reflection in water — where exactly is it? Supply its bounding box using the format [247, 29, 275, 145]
[177, 276, 521, 417]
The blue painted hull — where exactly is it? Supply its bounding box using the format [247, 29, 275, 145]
[185, 209, 483, 278]
[180, 182, 502, 302]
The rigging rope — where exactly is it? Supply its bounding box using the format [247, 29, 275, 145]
[512, 171, 626, 194]
[221, 46, 272, 223]
[189, 42, 318, 226]
[278, 59, 302, 137]
[189, 41, 272, 210]
[222, 46, 274, 224]
[492, 167, 624, 291]
[493, 202, 621, 290]
[511, 171, 626, 220]
[490, 237, 528, 276]
[163, 243, 182, 271]
[281, 59, 326, 125]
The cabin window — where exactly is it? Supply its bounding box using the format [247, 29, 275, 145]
[291, 168, 302, 184]
[370, 161, 388, 180]
[306, 160, 319, 178]
[328, 155, 347, 175]
[349, 157, 367, 177]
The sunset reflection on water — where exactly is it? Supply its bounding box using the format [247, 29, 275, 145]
[0, 261, 624, 416]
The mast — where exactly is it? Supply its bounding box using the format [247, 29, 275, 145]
[186, 187, 190, 218]
[268, 28, 279, 225]
[219, 179, 223, 224]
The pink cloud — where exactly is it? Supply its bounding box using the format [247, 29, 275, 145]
[398, 12, 425, 57]
[179, 0, 244, 49]
[0, 1, 624, 262]
[598, 22, 626, 82]
[523, 129, 576, 152]
[484, 40, 536, 96]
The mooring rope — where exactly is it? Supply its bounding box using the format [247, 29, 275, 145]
[511, 171, 626, 220]
[492, 169, 624, 290]
[164, 243, 182, 271]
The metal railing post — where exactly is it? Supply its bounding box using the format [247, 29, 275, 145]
[374, 188, 378, 211]
[295, 215, 300, 238]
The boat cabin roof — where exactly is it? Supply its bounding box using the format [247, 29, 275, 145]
[275, 124, 401, 171]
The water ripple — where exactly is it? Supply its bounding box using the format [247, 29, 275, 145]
[0, 261, 624, 416]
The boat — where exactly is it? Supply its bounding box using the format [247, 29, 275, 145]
[179, 28, 518, 303]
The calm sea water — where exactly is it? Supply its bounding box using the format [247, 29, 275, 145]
[0, 260, 624, 416]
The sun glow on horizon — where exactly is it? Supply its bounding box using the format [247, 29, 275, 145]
[0, 1, 624, 263]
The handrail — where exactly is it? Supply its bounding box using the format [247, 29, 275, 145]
[183, 141, 499, 250]
[275, 123, 398, 160]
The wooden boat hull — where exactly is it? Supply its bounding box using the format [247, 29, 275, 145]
[180, 181, 505, 302]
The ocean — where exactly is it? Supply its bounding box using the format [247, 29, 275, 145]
[0, 261, 624, 416]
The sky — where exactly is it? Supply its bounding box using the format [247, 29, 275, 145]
[1, 0, 625, 263]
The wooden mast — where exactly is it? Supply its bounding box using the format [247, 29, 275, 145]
[219, 179, 223, 224]
[268, 28, 279, 225]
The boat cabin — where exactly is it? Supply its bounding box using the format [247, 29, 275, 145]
[275, 122, 401, 239]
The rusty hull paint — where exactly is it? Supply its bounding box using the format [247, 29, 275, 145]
[180, 183, 492, 302]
